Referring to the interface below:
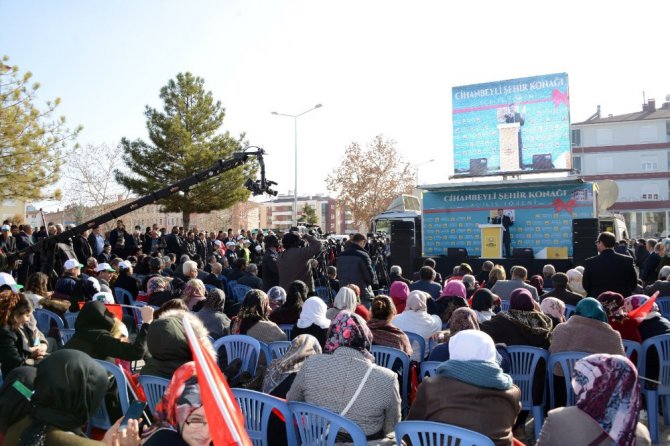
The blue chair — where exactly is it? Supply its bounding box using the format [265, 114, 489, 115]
[622, 339, 642, 368]
[269, 341, 292, 360]
[33, 308, 64, 334]
[289, 401, 367, 446]
[88, 360, 131, 432]
[640, 334, 670, 444]
[404, 331, 426, 360]
[500, 300, 510, 312]
[213, 335, 261, 376]
[371, 345, 410, 413]
[114, 287, 136, 306]
[233, 388, 297, 446]
[656, 296, 670, 320]
[63, 311, 78, 329]
[548, 351, 590, 408]
[138, 375, 170, 413]
[507, 346, 549, 440]
[58, 328, 75, 346]
[564, 304, 577, 319]
[419, 361, 440, 381]
[232, 284, 252, 303]
[395, 420, 494, 446]
[278, 324, 293, 340]
[315, 286, 334, 303]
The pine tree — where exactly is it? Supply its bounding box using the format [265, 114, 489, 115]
[115, 73, 253, 229]
[300, 203, 319, 226]
[0, 55, 81, 200]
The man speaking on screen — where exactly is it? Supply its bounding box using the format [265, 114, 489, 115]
[491, 208, 514, 258]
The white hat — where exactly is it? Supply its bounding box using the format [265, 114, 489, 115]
[93, 291, 115, 304]
[243, 239, 251, 246]
[0, 272, 22, 292]
[237, 235, 244, 241]
[214, 240, 223, 247]
[225, 241, 236, 247]
[64, 259, 84, 270]
[0, 225, 10, 231]
[95, 262, 115, 273]
[254, 245, 262, 252]
[87, 277, 101, 293]
[118, 260, 132, 270]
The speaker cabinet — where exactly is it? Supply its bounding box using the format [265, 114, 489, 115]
[447, 247, 468, 262]
[513, 247, 535, 259]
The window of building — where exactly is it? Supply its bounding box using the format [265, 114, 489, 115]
[639, 125, 658, 143]
[572, 155, 582, 173]
[596, 157, 613, 173]
[666, 120, 670, 136]
[596, 128, 613, 146]
[641, 184, 660, 200]
[571, 129, 581, 147]
[641, 155, 658, 171]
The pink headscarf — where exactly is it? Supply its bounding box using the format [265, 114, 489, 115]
[441, 280, 466, 299]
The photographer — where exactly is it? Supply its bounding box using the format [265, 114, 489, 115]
[277, 229, 323, 293]
[336, 233, 377, 307]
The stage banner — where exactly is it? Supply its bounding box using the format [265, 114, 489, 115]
[422, 182, 594, 257]
[452, 72, 571, 176]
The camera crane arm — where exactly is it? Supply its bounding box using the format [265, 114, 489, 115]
[7, 148, 277, 267]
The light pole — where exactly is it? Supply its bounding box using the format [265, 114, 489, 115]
[415, 159, 435, 185]
[272, 103, 322, 226]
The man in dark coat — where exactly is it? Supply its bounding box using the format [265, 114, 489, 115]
[261, 234, 280, 291]
[108, 220, 128, 258]
[491, 208, 514, 258]
[14, 225, 34, 285]
[336, 233, 377, 306]
[640, 240, 662, 285]
[165, 226, 184, 256]
[277, 231, 322, 293]
[73, 230, 93, 266]
[583, 231, 638, 298]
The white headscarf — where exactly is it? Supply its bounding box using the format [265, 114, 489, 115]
[333, 287, 357, 311]
[448, 329, 497, 362]
[406, 290, 428, 312]
[296, 297, 330, 329]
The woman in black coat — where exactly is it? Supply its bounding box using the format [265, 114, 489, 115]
[0, 291, 46, 377]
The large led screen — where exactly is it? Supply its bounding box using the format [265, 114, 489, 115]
[452, 73, 571, 176]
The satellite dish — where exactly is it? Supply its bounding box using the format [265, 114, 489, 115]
[596, 180, 619, 211]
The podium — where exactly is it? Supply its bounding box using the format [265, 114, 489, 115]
[478, 224, 504, 258]
[498, 122, 520, 171]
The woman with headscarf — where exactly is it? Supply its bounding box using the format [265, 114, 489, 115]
[597, 291, 641, 342]
[428, 307, 511, 371]
[367, 295, 413, 357]
[64, 300, 152, 362]
[196, 288, 231, 340]
[392, 291, 443, 361]
[537, 354, 651, 446]
[480, 289, 552, 350]
[389, 281, 410, 314]
[269, 280, 306, 325]
[232, 289, 286, 343]
[566, 268, 587, 297]
[263, 334, 322, 397]
[142, 361, 213, 446]
[181, 279, 207, 311]
[291, 296, 330, 348]
[4, 349, 140, 446]
[471, 288, 496, 323]
[529, 275, 544, 296]
[624, 294, 670, 387]
[0, 367, 36, 438]
[325, 286, 358, 320]
[431, 280, 469, 324]
[267, 286, 286, 311]
[146, 275, 174, 308]
[342, 284, 371, 321]
[287, 311, 401, 440]
[540, 297, 566, 328]
[408, 330, 521, 446]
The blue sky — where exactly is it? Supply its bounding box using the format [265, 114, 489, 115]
[3, 0, 669, 210]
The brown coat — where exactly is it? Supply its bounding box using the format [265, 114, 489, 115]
[537, 406, 650, 446]
[277, 235, 322, 292]
[407, 376, 521, 446]
[549, 315, 624, 374]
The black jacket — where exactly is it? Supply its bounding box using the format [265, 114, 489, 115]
[583, 249, 638, 298]
[336, 244, 376, 302]
[73, 234, 93, 265]
[640, 252, 661, 284]
[262, 249, 279, 291]
[237, 273, 263, 290]
[0, 326, 29, 376]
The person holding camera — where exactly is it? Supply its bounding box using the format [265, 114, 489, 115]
[277, 229, 323, 293]
[337, 233, 377, 308]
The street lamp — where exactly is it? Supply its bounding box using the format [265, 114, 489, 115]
[271, 103, 322, 226]
[415, 159, 435, 185]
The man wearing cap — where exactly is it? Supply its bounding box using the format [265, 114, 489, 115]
[53, 258, 84, 301]
[0, 224, 16, 256]
[94, 262, 115, 293]
[225, 241, 238, 265]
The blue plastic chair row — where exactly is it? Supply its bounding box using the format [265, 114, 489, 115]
[213, 334, 261, 377]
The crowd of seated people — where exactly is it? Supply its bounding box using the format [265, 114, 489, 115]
[0, 226, 669, 445]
